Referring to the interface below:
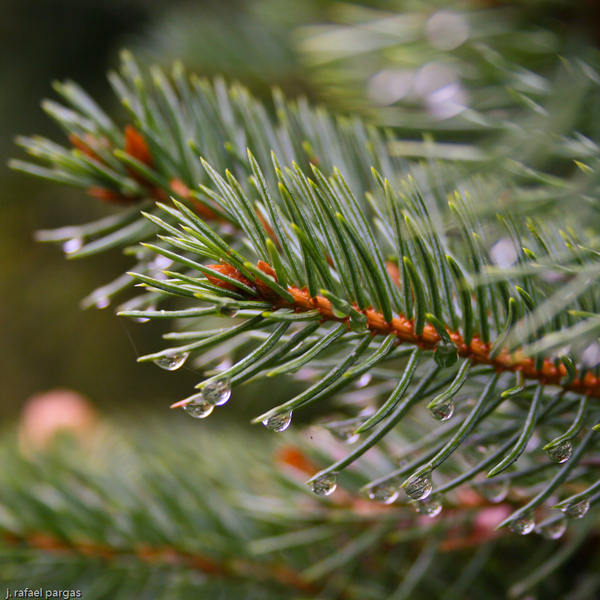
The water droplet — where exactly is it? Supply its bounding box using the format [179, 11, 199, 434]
[581, 341, 600, 368]
[153, 352, 190, 371]
[428, 397, 454, 421]
[95, 297, 110, 309]
[489, 237, 518, 269]
[425, 11, 470, 51]
[263, 411, 292, 432]
[541, 270, 568, 284]
[149, 255, 173, 272]
[404, 470, 433, 501]
[562, 499, 590, 519]
[131, 303, 155, 324]
[331, 304, 349, 319]
[526, 433, 540, 453]
[546, 441, 572, 463]
[433, 339, 458, 368]
[367, 69, 413, 106]
[217, 302, 240, 317]
[367, 484, 399, 504]
[132, 316, 150, 323]
[201, 376, 231, 406]
[354, 373, 372, 389]
[324, 422, 359, 444]
[184, 398, 214, 419]
[509, 512, 535, 535]
[213, 357, 233, 371]
[414, 496, 442, 518]
[349, 313, 368, 333]
[290, 341, 303, 353]
[480, 480, 509, 503]
[295, 367, 317, 381]
[415, 63, 467, 120]
[539, 517, 567, 540]
[310, 472, 338, 496]
[62, 237, 83, 254]
[464, 445, 487, 466]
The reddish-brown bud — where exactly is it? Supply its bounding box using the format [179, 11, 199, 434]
[206, 264, 253, 292]
[87, 187, 140, 204]
[169, 178, 190, 200]
[255, 260, 280, 299]
[124, 125, 153, 167]
[69, 133, 110, 163]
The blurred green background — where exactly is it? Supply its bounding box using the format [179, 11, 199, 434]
[2, 0, 182, 418]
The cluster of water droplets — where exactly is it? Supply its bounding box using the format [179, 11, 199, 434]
[428, 397, 454, 421]
[310, 472, 338, 496]
[414, 496, 443, 518]
[509, 512, 535, 535]
[154, 352, 190, 371]
[263, 411, 293, 432]
[177, 376, 232, 419]
[404, 470, 433, 501]
[561, 498, 590, 519]
[546, 440, 573, 464]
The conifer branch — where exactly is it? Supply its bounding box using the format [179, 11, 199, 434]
[2, 531, 322, 596]
[197, 258, 600, 399]
[12, 43, 600, 562]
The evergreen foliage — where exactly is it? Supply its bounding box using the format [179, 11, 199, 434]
[4, 420, 597, 600]
[8, 1, 600, 597]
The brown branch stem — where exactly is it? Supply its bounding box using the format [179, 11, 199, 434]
[3, 532, 321, 595]
[207, 261, 600, 400]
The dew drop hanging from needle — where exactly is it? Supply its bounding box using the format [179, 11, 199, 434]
[201, 376, 231, 406]
[310, 472, 338, 496]
[509, 512, 535, 535]
[404, 470, 433, 501]
[480, 479, 509, 503]
[368, 484, 399, 504]
[428, 396, 454, 421]
[184, 398, 214, 419]
[263, 411, 293, 432]
[62, 237, 83, 254]
[539, 517, 567, 540]
[562, 499, 590, 519]
[153, 352, 190, 371]
[414, 496, 442, 517]
[546, 440, 572, 463]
